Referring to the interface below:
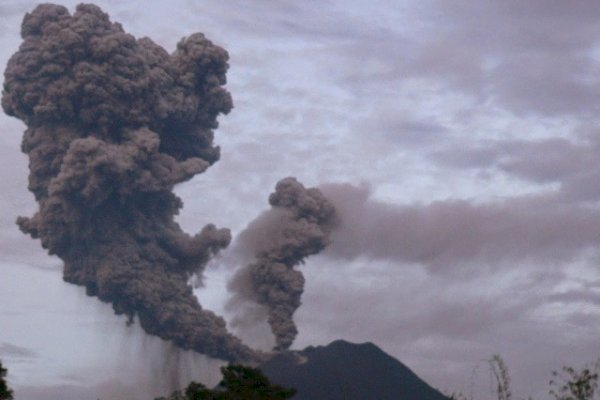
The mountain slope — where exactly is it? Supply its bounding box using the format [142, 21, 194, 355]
[260, 340, 449, 400]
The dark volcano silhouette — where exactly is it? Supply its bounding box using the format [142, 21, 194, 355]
[260, 340, 450, 400]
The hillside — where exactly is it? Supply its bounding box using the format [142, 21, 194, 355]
[260, 340, 450, 400]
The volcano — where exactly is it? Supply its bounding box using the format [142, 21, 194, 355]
[260, 340, 450, 400]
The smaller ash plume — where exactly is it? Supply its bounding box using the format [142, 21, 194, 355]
[229, 178, 337, 351]
[2, 3, 258, 362]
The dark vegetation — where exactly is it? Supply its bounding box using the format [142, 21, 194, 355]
[449, 356, 600, 400]
[155, 364, 295, 400]
[549, 359, 599, 400]
[0, 360, 13, 400]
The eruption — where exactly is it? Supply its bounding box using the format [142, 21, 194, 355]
[229, 177, 337, 350]
[2, 3, 258, 362]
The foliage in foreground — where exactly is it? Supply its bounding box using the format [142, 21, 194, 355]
[450, 356, 600, 400]
[156, 364, 296, 400]
[549, 359, 600, 400]
[0, 360, 13, 400]
[489, 355, 512, 400]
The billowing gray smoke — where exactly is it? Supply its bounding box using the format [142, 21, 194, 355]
[229, 177, 337, 350]
[2, 3, 258, 363]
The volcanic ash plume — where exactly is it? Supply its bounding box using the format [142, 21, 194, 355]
[319, 183, 600, 272]
[229, 177, 337, 351]
[2, 3, 258, 362]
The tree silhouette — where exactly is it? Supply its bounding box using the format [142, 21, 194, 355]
[550, 359, 600, 400]
[157, 364, 296, 400]
[0, 360, 13, 400]
[489, 355, 512, 400]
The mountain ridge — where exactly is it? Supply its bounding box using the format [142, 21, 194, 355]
[260, 339, 450, 400]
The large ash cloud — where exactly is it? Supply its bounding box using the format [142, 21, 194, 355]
[229, 177, 337, 350]
[2, 3, 258, 363]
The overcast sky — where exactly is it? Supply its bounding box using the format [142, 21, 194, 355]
[1, 1, 600, 399]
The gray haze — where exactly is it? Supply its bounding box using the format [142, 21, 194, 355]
[321, 183, 600, 272]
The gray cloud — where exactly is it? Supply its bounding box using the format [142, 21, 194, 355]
[319, 183, 600, 273]
[316, 0, 600, 118]
[416, 0, 600, 117]
[433, 128, 600, 204]
[548, 290, 600, 306]
[0, 343, 36, 360]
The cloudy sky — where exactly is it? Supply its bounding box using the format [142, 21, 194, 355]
[1, 1, 600, 399]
